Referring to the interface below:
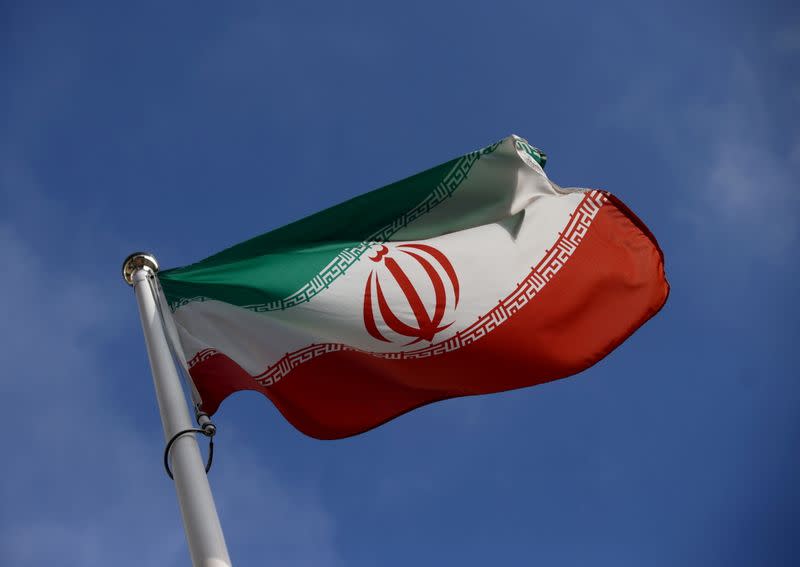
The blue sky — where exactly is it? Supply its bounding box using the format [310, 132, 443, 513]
[1, 1, 798, 565]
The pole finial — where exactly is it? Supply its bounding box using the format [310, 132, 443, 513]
[122, 252, 159, 285]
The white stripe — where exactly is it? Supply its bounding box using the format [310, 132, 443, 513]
[173, 188, 600, 377]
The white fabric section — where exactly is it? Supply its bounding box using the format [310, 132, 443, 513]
[172, 180, 588, 376]
[152, 277, 203, 405]
[391, 135, 555, 241]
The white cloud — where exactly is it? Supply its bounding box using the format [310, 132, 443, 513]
[0, 224, 182, 566]
[773, 26, 800, 52]
[215, 448, 341, 566]
[0, 13, 344, 562]
[0, 205, 341, 566]
[694, 59, 799, 257]
[613, 54, 799, 261]
[791, 141, 800, 166]
[705, 139, 798, 245]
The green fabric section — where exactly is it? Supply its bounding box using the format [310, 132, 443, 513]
[160, 136, 543, 311]
[514, 139, 547, 168]
[161, 157, 459, 309]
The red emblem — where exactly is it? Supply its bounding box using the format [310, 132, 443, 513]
[363, 244, 460, 344]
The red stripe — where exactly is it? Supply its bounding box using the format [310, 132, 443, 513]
[189, 197, 668, 439]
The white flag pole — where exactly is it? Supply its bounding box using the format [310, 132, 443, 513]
[123, 253, 232, 567]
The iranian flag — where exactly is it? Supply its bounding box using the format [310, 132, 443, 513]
[159, 135, 668, 439]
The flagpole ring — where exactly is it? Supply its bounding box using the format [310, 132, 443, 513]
[123, 252, 159, 285]
[163, 426, 215, 481]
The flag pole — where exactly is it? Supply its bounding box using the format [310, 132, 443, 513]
[123, 253, 232, 567]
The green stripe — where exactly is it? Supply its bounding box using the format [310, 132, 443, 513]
[514, 139, 547, 168]
[160, 138, 532, 311]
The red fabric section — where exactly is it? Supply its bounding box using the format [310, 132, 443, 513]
[190, 198, 669, 439]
